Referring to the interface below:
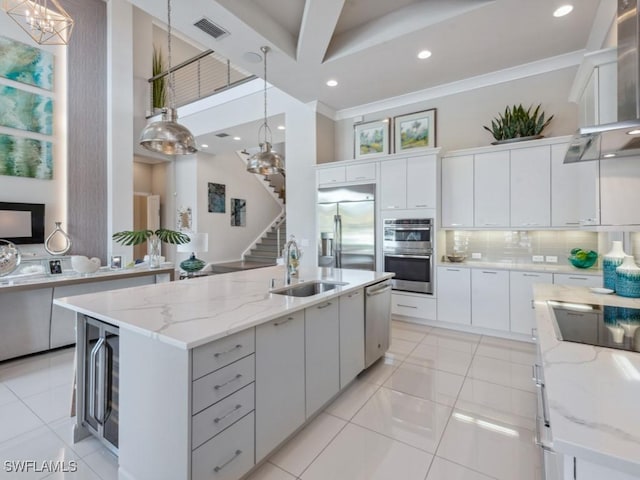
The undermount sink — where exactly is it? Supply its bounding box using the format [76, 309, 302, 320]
[271, 280, 348, 297]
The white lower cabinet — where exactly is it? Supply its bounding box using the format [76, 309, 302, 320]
[510, 271, 553, 335]
[553, 273, 601, 288]
[566, 456, 639, 480]
[436, 267, 471, 325]
[471, 269, 510, 331]
[255, 311, 305, 462]
[305, 300, 340, 418]
[391, 292, 437, 321]
[339, 289, 365, 389]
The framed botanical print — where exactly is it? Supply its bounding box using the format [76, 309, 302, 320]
[354, 119, 389, 159]
[394, 109, 437, 153]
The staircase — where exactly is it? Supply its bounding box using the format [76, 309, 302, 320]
[244, 219, 286, 264]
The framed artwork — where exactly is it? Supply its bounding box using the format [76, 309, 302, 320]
[0, 134, 53, 179]
[208, 183, 225, 213]
[0, 35, 54, 90]
[394, 109, 437, 153]
[110, 255, 123, 269]
[231, 198, 246, 227]
[48, 259, 62, 275]
[354, 119, 389, 159]
[0, 85, 53, 135]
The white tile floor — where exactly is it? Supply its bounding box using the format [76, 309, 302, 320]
[0, 321, 542, 480]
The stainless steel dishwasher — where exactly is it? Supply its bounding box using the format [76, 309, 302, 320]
[364, 279, 392, 368]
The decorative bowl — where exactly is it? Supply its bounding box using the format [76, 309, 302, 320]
[447, 254, 466, 263]
[568, 250, 597, 269]
[71, 255, 101, 274]
[0, 239, 21, 276]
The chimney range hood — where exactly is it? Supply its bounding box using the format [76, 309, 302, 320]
[565, 0, 640, 163]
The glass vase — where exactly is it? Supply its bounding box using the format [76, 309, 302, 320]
[44, 222, 72, 255]
[603, 241, 626, 291]
[615, 256, 640, 298]
[148, 236, 161, 269]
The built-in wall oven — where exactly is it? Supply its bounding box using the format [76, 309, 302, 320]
[383, 218, 433, 294]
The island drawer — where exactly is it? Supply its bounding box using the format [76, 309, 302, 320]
[192, 383, 255, 450]
[192, 354, 255, 414]
[192, 329, 255, 380]
[192, 411, 255, 480]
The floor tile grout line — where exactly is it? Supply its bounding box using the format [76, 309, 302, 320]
[430, 455, 501, 480]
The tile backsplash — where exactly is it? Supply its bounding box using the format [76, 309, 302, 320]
[444, 230, 602, 266]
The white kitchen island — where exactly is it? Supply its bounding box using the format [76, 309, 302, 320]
[54, 265, 393, 480]
[533, 284, 640, 480]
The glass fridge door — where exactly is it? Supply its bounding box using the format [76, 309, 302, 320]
[102, 326, 119, 449]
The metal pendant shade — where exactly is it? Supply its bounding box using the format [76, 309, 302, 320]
[3, 0, 74, 45]
[247, 46, 284, 175]
[139, 0, 197, 156]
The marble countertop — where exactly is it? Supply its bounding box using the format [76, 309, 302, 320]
[533, 284, 640, 476]
[438, 261, 601, 276]
[0, 265, 175, 292]
[54, 266, 393, 350]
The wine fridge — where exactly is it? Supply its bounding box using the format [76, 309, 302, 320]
[74, 316, 119, 454]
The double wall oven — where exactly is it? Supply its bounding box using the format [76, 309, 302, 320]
[383, 218, 433, 294]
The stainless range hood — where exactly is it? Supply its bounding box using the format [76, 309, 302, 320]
[565, 0, 640, 163]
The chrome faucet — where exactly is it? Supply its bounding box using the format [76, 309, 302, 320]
[283, 235, 300, 285]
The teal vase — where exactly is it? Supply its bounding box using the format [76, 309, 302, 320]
[603, 241, 626, 291]
[615, 256, 640, 298]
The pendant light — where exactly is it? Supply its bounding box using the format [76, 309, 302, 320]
[139, 0, 197, 156]
[3, 0, 74, 45]
[247, 46, 285, 175]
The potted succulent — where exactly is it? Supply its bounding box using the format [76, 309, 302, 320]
[112, 228, 189, 268]
[483, 104, 553, 144]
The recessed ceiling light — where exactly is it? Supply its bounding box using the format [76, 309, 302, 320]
[233, 136, 241, 141]
[200, 144, 208, 148]
[417, 50, 432, 60]
[242, 52, 263, 64]
[277, 125, 285, 130]
[553, 5, 573, 17]
[627, 129, 640, 135]
[326, 79, 338, 87]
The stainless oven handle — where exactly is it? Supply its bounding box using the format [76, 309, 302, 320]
[334, 214, 342, 268]
[88, 336, 105, 424]
[384, 254, 431, 259]
[388, 226, 431, 231]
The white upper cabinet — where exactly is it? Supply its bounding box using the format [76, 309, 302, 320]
[317, 166, 346, 186]
[510, 145, 551, 228]
[380, 159, 407, 209]
[551, 143, 599, 227]
[346, 163, 376, 182]
[600, 158, 640, 226]
[406, 155, 437, 209]
[474, 151, 510, 227]
[441, 154, 474, 227]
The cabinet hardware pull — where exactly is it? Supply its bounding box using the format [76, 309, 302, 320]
[348, 291, 360, 298]
[317, 302, 332, 309]
[568, 277, 586, 280]
[397, 304, 418, 309]
[214, 374, 242, 390]
[415, 204, 427, 207]
[214, 404, 242, 424]
[214, 344, 242, 358]
[532, 364, 543, 386]
[446, 268, 460, 272]
[354, 176, 365, 180]
[274, 316, 294, 326]
[213, 450, 242, 473]
[534, 416, 554, 452]
[531, 300, 535, 310]
[531, 327, 537, 340]
[565, 222, 580, 225]
[481, 271, 498, 274]
[523, 273, 540, 277]
[367, 284, 392, 296]
[483, 223, 498, 226]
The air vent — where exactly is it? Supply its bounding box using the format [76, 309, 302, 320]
[215, 133, 230, 138]
[194, 17, 229, 40]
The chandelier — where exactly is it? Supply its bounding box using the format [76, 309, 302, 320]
[247, 46, 284, 175]
[3, 0, 74, 45]
[139, 0, 197, 156]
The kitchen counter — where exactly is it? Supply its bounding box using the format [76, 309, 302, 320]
[439, 260, 601, 275]
[54, 265, 393, 349]
[533, 284, 640, 477]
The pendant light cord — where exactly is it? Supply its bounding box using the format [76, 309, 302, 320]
[167, 0, 175, 110]
[260, 46, 272, 145]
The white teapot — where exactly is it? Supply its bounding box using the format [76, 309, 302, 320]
[71, 255, 101, 274]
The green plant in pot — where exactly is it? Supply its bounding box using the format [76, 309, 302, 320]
[483, 104, 554, 144]
[152, 46, 167, 111]
[112, 228, 189, 268]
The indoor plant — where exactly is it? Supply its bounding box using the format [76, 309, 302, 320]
[112, 228, 189, 268]
[483, 104, 553, 144]
[152, 46, 167, 111]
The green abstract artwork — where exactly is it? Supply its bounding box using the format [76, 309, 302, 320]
[0, 134, 53, 179]
[0, 85, 53, 135]
[0, 35, 54, 90]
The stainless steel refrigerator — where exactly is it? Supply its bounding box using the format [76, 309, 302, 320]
[317, 184, 375, 271]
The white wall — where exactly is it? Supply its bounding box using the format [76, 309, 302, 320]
[195, 151, 282, 263]
[334, 67, 580, 160]
[0, 14, 67, 254]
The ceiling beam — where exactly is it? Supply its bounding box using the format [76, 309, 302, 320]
[296, 0, 345, 65]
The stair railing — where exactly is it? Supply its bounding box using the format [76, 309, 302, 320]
[147, 49, 255, 117]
